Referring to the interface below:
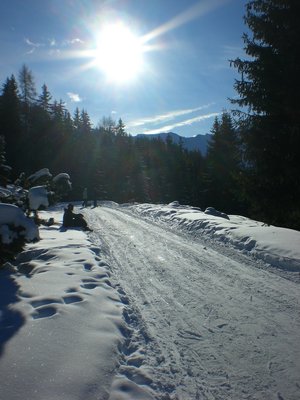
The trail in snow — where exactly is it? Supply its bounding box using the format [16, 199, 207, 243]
[85, 206, 300, 400]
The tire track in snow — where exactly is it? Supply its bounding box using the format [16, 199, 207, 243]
[85, 206, 300, 400]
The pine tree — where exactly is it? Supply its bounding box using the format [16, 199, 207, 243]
[230, 0, 300, 228]
[52, 99, 66, 123]
[0, 135, 11, 186]
[18, 64, 36, 106]
[205, 112, 241, 213]
[80, 109, 92, 134]
[73, 107, 81, 134]
[116, 118, 127, 137]
[0, 75, 22, 172]
[38, 83, 52, 113]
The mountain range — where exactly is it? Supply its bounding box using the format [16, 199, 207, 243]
[135, 132, 211, 155]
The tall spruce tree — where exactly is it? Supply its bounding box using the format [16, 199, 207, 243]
[231, 0, 300, 228]
[0, 75, 22, 172]
[38, 83, 52, 113]
[0, 135, 11, 186]
[205, 112, 241, 213]
[80, 109, 92, 135]
[116, 118, 126, 137]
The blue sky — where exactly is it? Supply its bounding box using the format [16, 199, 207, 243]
[0, 0, 248, 137]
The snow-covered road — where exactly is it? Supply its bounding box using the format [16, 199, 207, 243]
[85, 206, 300, 400]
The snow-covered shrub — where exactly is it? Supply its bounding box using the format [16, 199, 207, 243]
[0, 186, 12, 201]
[51, 173, 72, 201]
[0, 168, 71, 263]
[2, 168, 72, 212]
[0, 203, 39, 263]
[25, 169, 72, 206]
[26, 168, 52, 187]
[28, 186, 50, 211]
[0, 184, 28, 208]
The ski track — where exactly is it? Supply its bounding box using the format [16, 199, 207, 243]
[85, 206, 300, 400]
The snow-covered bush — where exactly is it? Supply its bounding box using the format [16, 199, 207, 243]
[0, 168, 71, 263]
[0, 203, 39, 263]
[1, 168, 72, 212]
[51, 173, 72, 201]
[0, 184, 28, 208]
[28, 186, 50, 211]
[26, 168, 52, 187]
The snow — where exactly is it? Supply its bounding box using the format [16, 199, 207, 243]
[0, 203, 39, 243]
[0, 201, 300, 400]
[130, 202, 300, 272]
[52, 173, 71, 183]
[0, 187, 12, 198]
[0, 184, 26, 203]
[27, 167, 52, 183]
[28, 185, 49, 211]
[52, 173, 72, 191]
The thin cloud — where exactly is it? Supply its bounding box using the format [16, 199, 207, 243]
[24, 37, 84, 56]
[24, 37, 44, 54]
[26, 47, 36, 55]
[67, 92, 82, 102]
[62, 38, 85, 46]
[25, 38, 43, 47]
[128, 104, 214, 128]
[49, 38, 57, 47]
[142, 112, 220, 135]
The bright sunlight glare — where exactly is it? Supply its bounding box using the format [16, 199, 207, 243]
[95, 22, 144, 83]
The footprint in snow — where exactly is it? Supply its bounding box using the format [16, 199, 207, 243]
[30, 292, 85, 319]
[30, 298, 62, 320]
[83, 263, 93, 271]
[80, 283, 99, 289]
[62, 295, 84, 304]
[32, 305, 58, 319]
[19, 291, 33, 299]
[30, 298, 63, 308]
[94, 272, 110, 279]
[65, 287, 79, 293]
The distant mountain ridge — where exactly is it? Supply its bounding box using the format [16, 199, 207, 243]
[135, 132, 211, 155]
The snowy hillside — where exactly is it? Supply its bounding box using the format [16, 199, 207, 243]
[135, 132, 211, 155]
[1, 201, 300, 400]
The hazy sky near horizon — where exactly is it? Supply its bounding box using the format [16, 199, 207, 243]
[0, 0, 249, 137]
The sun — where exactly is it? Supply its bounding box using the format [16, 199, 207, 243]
[95, 22, 144, 83]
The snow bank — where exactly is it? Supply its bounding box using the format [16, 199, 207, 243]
[128, 202, 300, 271]
[0, 208, 130, 400]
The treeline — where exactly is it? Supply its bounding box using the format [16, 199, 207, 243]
[0, 65, 242, 212]
[1, 0, 299, 230]
[0, 67, 203, 203]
